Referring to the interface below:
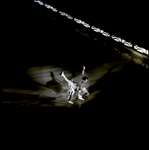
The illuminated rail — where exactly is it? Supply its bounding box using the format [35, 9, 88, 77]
[34, 0, 148, 56]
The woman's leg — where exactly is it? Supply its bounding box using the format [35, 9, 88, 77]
[60, 71, 77, 89]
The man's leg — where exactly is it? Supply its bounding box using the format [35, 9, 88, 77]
[78, 90, 84, 101]
[82, 87, 89, 98]
[78, 87, 89, 100]
[67, 87, 75, 104]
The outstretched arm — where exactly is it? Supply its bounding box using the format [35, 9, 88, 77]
[82, 66, 85, 76]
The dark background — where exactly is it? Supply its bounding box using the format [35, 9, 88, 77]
[2, 1, 149, 131]
[6, 0, 149, 49]
[4, 0, 149, 68]
[43, 0, 149, 49]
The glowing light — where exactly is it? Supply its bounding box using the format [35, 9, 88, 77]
[111, 35, 116, 38]
[66, 14, 73, 19]
[51, 8, 58, 12]
[121, 39, 125, 43]
[114, 38, 119, 42]
[83, 22, 90, 28]
[74, 18, 82, 24]
[141, 48, 148, 55]
[124, 41, 132, 47]
[74, 18, 90, 28]
[118, 38, 122, 42]
[91, 26, 101, 33]
[134, 45, 141, 51]
[59, 11, 73, 19]
[134, 45, 148, 55]
[59, 11, 66, 16]
[112, 35, 132, 47]
[34, 0, 40, 3]
[34, 0, 44, 5]
[111, 35, 121, 42]
[100, 30, 104, 33]
[102, 31, 110, 37]
[45, 3, 57, 12]
[45, 3, 52, 9]
[39, 1, 44, 5]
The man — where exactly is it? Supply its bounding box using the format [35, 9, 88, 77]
[60, 66, 89, 104]
[77, 66, 89, 101]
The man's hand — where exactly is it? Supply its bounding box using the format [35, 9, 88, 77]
[83, 66, 85, 70]
[82, 66, 86, 76]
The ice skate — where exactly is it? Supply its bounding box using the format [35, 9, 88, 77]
[78, 95, 84, 101]
[67, 100, 74, 104]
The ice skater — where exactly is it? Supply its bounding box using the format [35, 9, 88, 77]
[78, 66, 89, 101]
[60, 66, 89, 104]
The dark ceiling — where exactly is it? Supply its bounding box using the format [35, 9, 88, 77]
[7, 0, 149, 50]
[49, 0, 149, 47]
[45, 0, 149, 50]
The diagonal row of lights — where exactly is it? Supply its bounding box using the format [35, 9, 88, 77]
[34, 0, 148, 55]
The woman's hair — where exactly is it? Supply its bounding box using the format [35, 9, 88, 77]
[82, 76, 88, 81]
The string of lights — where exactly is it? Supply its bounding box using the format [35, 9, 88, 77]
[34, 0, 148, 56]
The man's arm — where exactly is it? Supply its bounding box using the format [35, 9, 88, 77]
[82, 66, 85, 76]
